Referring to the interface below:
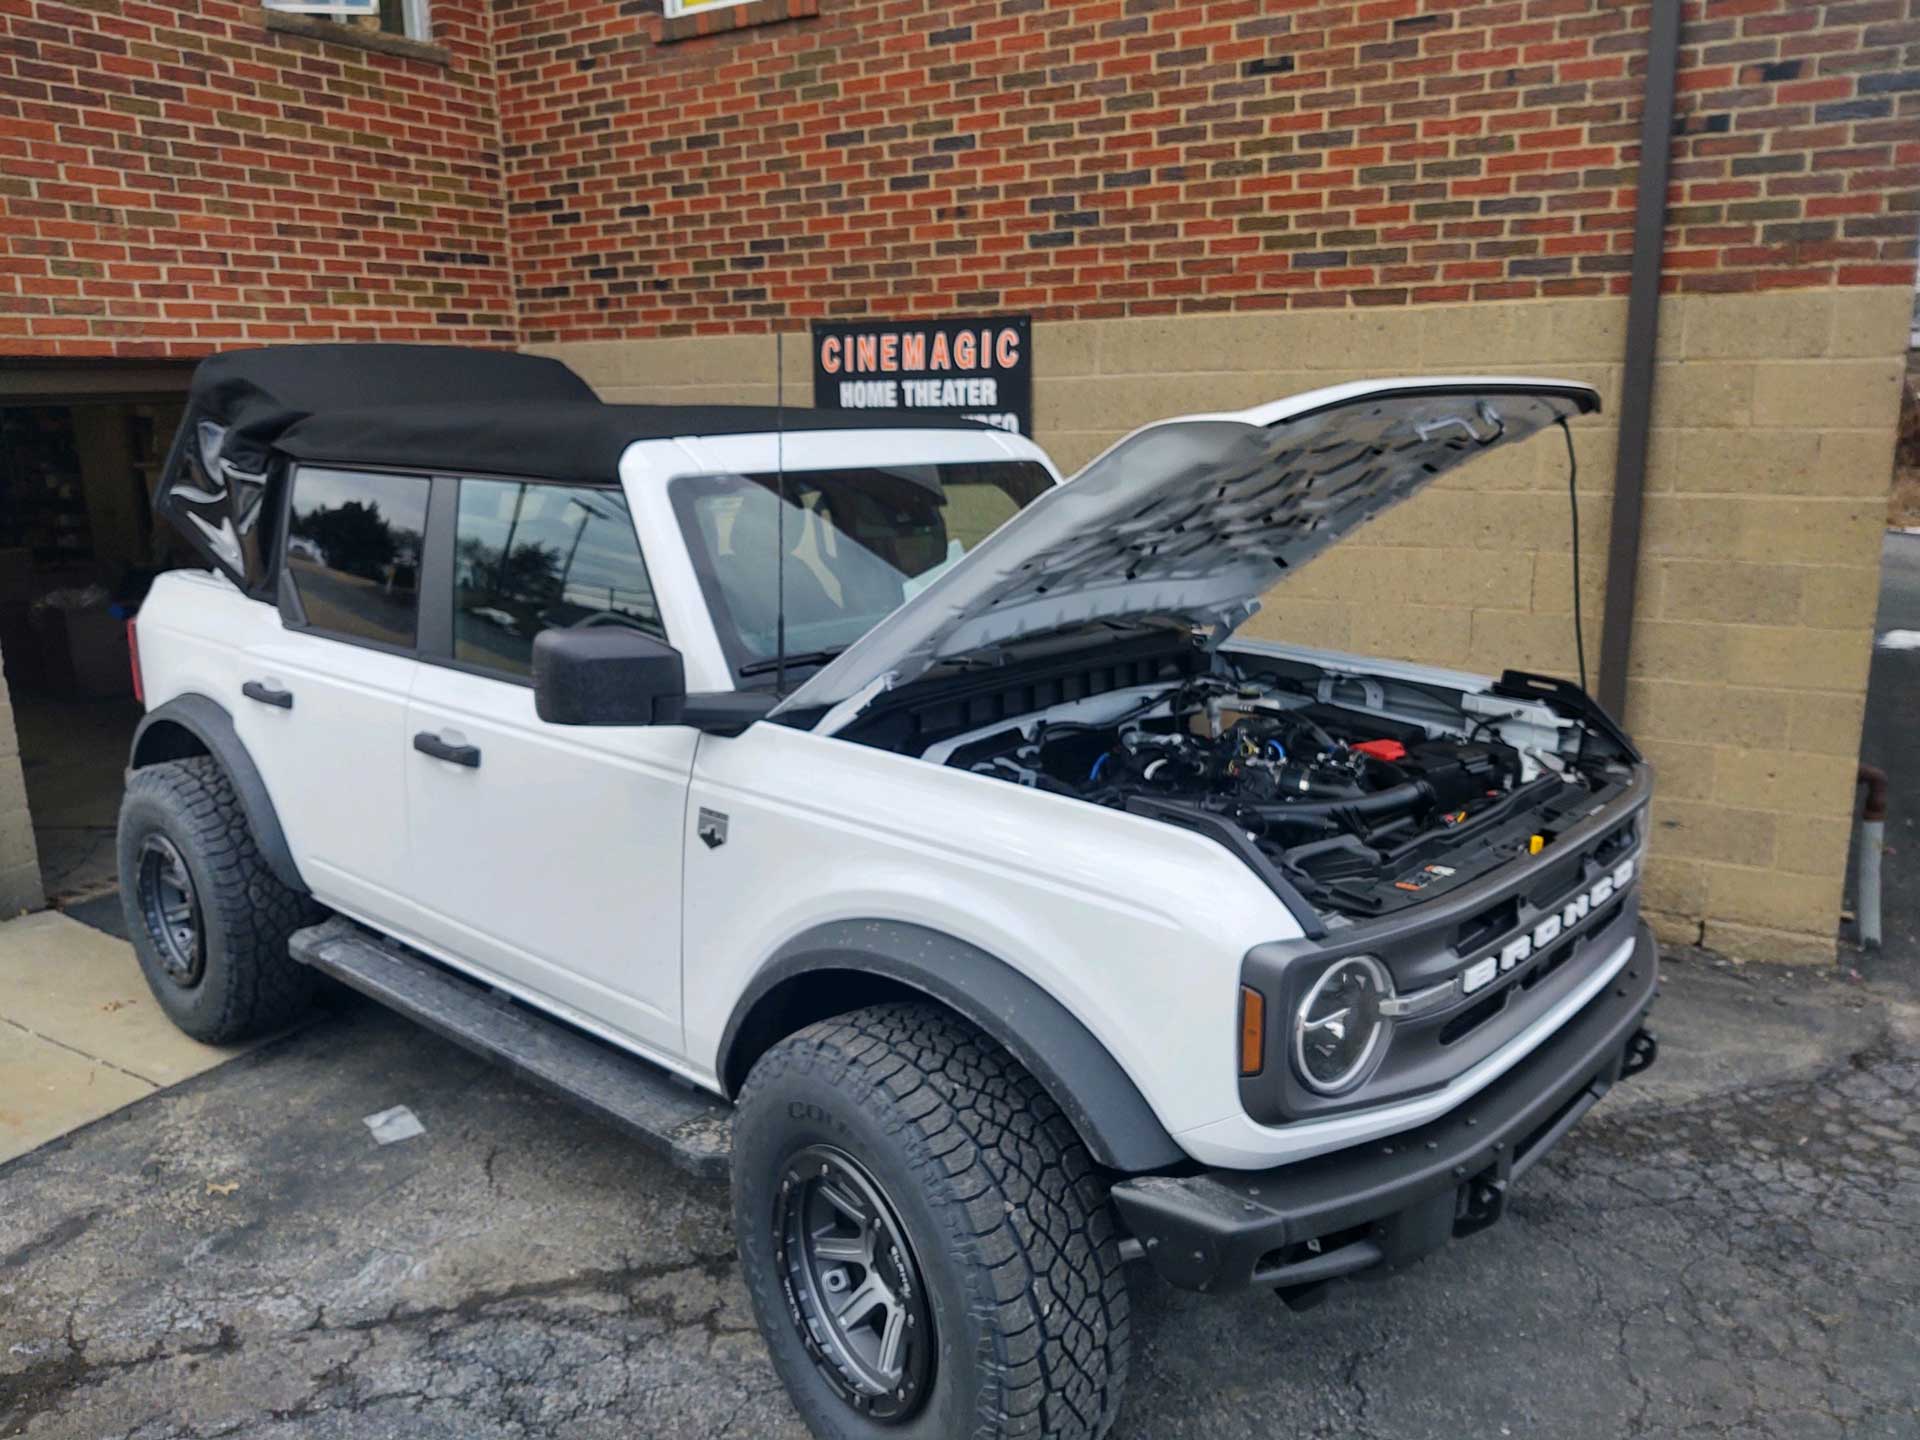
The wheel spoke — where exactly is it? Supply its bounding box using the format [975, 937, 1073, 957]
[162, 901, 192, 925]
[833, 1272, 888, 1323]
[875, 1302, 907, 1377]
[811, 1231, 869, 1264]
[817, 1180, 866, 1223]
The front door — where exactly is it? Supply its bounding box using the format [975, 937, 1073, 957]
[402, 476, 692, 1058]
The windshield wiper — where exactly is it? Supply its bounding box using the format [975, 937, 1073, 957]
[738, 647, 845, 677]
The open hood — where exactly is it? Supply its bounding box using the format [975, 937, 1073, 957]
[773, 377, 1600, 727]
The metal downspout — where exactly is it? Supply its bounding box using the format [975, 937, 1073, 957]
[1597, 0, 1682, 717]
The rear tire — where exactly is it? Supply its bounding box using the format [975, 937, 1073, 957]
[732, 1002, 1131, 1440]
[117, 756, 319, 1043]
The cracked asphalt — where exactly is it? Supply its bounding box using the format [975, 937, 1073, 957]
[3, 952, 1917, 1440]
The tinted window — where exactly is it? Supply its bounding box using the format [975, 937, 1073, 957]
[671, 461, 1053, 684]
[285, 467, 430, 649]
[454, 479, 661, 679]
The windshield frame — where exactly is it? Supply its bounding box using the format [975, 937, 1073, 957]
[668, 459, 1056, 691]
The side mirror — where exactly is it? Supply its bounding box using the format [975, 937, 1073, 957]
[533, 626, 685, 726]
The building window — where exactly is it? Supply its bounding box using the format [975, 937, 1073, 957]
[662, 0, 752, 17]
[264, 0, 430, 43]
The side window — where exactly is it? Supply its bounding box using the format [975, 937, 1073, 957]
[453, 478, 662, 679]
[285, 467, 430, 650]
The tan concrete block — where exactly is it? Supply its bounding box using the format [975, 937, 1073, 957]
[1042, 431, 1123, 475]
[1827, 286, 1912, 359]
[1774, 814, 1853, 877]
[1713, 748, 1860, 817]
[1700, 917, 1835, 965]
[1465, 609, 1599, 679]
[1626, 620, 1727, 681]
[1723, 626, 1872, 693]
[1808, 430, 1902, 500]
[1034, 373, 1283, 434]
[1241, 596, 1352, 650]
[1640, 853, 1708, 914]
[0, 860, 41, 916]
[1646, 798, 1777, 867]
[1751, 358, 1903, 431]
[1033, 320, 1099, 378]
[1530, 549, 1610, 616]
[1734, 498, 1885, 568]
[1649, 359, 1754, 432]
[1421, 305, 1521, 368]
[1273, 544, 1377, 602]
[1543, 298, 1629, 364]
[0, 807, 36, 873]
[1786, 690, 1868, 756]
[1646, 908, 1705, 950]
[1624, 680, 1789, 748]
[1652, 559, 1802, 625]
[1343, 308, 1424, 370]
[1672, 428, 1824, 496]
[1639, 496, 1733, 558]
[1798, 565, 1883, 630]
[1706, 863, 1843, 936]
[1348, 604, 1472, 668]
[1682, 290, 1832, 360]
[1635, 738, 1717, 801]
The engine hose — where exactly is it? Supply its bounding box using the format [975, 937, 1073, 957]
[1242, 778, 1434, 824]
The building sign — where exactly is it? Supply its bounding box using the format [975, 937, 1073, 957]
[812, 316, 1032, 435]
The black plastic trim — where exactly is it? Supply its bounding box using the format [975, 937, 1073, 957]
[128, 693, 308, 894]
[716, 919, 1185, 1173]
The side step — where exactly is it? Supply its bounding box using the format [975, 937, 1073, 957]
[290, 917, 732, 1182]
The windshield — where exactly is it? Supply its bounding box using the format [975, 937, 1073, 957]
[672, 461, 1054, 687]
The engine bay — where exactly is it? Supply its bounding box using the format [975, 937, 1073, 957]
[914, 652, 1638, 923]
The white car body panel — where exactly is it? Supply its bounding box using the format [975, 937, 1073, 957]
[680, 719, 1297, 1134]
[132, 376, 1634, 1174]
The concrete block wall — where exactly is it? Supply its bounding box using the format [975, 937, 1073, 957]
[0, 655, 45, 916]
[534, 282, 1907, 964]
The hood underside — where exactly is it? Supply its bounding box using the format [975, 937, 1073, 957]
[775, 377, 1600, 726]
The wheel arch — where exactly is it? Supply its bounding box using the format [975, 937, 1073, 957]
[717, 919, 1185, 1173]
[129, 694, 308, 895]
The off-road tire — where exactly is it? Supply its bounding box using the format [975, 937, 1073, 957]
[732, 1002, 1131, 1440]
[117, 756, 319, 1043]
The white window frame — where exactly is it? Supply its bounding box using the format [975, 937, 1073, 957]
[663, 0, 755, 17]
[264, 0, 432, 42]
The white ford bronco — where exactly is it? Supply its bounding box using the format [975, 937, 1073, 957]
[121, 344, 1658, 1439]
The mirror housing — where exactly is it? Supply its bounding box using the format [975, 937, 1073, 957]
[533, 627, 685, 726]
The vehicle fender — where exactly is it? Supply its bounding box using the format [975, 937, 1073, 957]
[718, 918, 1186, 1174]
[128, 693, 308, 895]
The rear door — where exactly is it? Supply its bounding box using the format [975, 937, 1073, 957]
[236, 464, 431, 929]
[401, 474, 693, 1057]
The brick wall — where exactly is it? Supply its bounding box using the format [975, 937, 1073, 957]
[496, 0, 1920, 342]
[0, 0, 514, 355]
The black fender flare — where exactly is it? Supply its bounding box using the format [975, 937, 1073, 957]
[129, 693, 308, 895]
[717, 919, 1185, 1174]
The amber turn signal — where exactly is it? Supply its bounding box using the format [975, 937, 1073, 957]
[1239, 985, 1265, 1076]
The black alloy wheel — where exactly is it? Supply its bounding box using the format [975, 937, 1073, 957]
[773, 1144, 934, 1424]
[136, 832, 204, 987]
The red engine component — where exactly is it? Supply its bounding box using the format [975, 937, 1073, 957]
[1353, 738, 1407, 763]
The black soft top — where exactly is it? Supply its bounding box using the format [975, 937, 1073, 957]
[158, 343, 992, 595]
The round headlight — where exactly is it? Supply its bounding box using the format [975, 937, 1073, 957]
[1293, 955, 1392, 1095]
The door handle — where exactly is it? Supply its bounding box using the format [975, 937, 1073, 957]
[413, 731, 481, 769]
[242, 680, 294, 710]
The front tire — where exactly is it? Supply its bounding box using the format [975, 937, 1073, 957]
[117, 756, 319, 1043]
[732, 1003, 1130, 1440]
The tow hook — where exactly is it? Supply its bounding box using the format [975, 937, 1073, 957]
[1621, 1027, 1658, 1080]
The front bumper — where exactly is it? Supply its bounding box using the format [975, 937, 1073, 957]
[1111, 920, 1659, 1297]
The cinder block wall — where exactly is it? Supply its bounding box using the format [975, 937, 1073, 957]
[535, 282, 1906, 963]
[0, 658, 45, 916]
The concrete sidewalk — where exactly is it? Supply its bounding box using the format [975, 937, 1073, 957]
[0, 910, 249, 1164]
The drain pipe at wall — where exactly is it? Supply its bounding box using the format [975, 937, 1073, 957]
[1856, 763, 1888, 950]
[1596, 0, 1682, 718]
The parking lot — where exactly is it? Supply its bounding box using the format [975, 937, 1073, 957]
[4, 950, 1916, 1440]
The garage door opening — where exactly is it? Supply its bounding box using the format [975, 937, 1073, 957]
[0, 361, 197, 923]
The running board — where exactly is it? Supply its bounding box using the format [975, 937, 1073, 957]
[290, 917, 732, 1182]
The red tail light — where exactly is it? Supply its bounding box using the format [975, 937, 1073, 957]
[127, 616, 143, 703]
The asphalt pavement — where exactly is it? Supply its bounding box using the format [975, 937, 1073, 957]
[2, 950, 1916, 1440]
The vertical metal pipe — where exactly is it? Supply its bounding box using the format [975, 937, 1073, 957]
[1857, 763, 1888, 949]
[1597, 0, 1682, 717]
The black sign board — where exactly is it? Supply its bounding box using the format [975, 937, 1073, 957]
[811, 315, 1032, 436]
